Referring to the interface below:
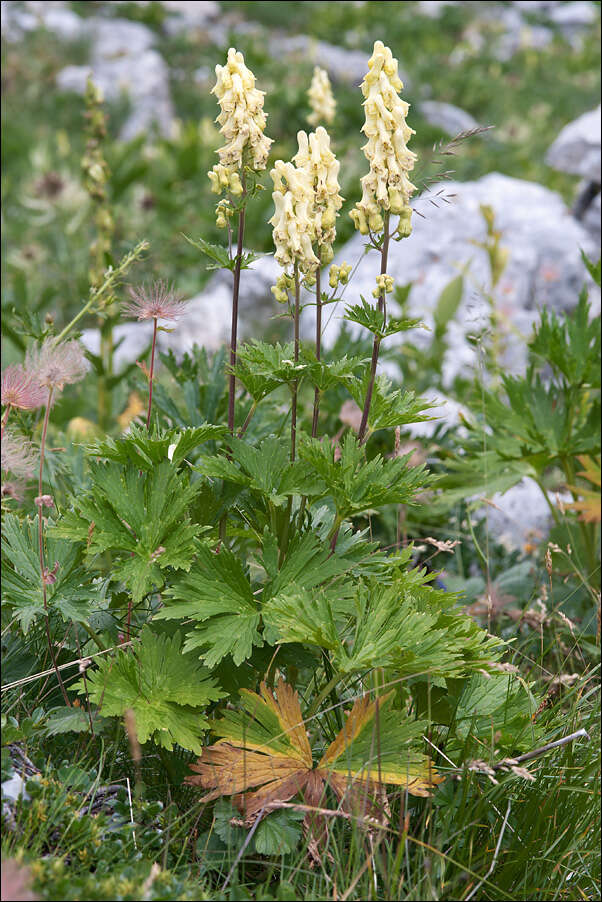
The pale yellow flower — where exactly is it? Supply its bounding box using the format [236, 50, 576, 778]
[350, 41, 417, 237]
[212, 47, 272, 171]
[269, 157, 319, 274]
[293, 127, 343, 264]
[307, 67, 336, 127]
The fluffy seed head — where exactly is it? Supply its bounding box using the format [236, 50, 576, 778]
[1, 364, 47, 410]
[212, 47, 272, 171]
[125, 281, 188, 321]
[26, 338, 88, 393]
[1, 430, 36, 479]
[350, 40, 417, 236]
[307, 67, 336, 127]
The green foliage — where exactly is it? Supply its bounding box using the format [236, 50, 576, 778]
[85, 423, 228, 470]
[344, 296, 424, 339]
[78, 627, 224, 752]
[52, 460, 203, 603]
[157, 544, 263, 668]
[299, 432, 432, 522]
[349, 374, 434, 432]
[2, 514, 105, 633]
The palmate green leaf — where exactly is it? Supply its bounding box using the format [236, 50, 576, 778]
[431, 451, 534, 512]
[349, 374, 435, 432]
[345, 297, 424, 339]
[254, 810, 304, 856]
[1, 514, 105, 633]
[85, 423, 227, 470]
[449, 672, 538, 749]
[52, 461, 203, 602]
[196, 436, 321, 507]
[266, 530, 359, 597]
[183, 235, 263, 273]
[235, 341, 308, 389]
[529, 291, 601, 388]
[156, 544, 262, 668]
[78, 627, 224, 754]
[301, 349, 368, 393]
[264, 571, 500, 679]
[300, 432, 431, 521]
[263, 586, 340, 651]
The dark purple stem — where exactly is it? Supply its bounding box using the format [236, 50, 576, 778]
[311, 267, 322, 439]
[290, 264, 301, 462]
[358, 217, 390, 445]
[228, 180, 247, 435]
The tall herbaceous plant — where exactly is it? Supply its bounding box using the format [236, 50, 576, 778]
[1, 39, 569, 867]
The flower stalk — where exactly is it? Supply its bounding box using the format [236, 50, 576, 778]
[311, 266, 322, 439]
[37, 387, 70, 707]
[228, 176, 247, 435]
[291, 264, 301, 462]
[358, 216, 391, 444]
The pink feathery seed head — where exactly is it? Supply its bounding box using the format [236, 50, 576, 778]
[1, 363, 47, 410]
[26, 338, 88, 393]
[125, 280, 188, 321]
[1, 479, 26, 502]
[1, 431, 37, 479]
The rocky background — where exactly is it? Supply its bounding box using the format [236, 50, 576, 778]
[1, 0, 601, 547]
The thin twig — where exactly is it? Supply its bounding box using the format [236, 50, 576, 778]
[1, 641, 133, 693]
[222, 805, 266, 890]
[464, 800, 511, 901]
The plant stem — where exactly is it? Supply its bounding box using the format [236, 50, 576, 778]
[227, 180, 247, 435]
[290, 264, 301, 462]
[311, 267, 322, 438]
[237, 401, 257, 438]
[98, 315, 115, 431]
[37, 388, 70, 707]
[358, 215, 391, 445]
[54, 240, 148, 344]
[145, 317, 158, 430]
[1, 403, 11, 437]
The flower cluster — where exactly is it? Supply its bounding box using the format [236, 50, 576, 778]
[25, 338, 88, 393]
[1, 431, 36, 480]
[1, 364, 47, 411]
[293, 127, 343, 264]
[307, 66, 336, 126]
[269, 157, 319, 276]
[328, 261, 352, 289]
[212, 48, 272, 171]
[372, 273, 395, 298]
[350, 40, 417, 237]
[208, 163, 243, 197]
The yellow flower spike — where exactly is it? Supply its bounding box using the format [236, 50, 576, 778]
[212, 47, 272, 171]
[352, 40, 417, 238]
[269, 156, 319, 274]
[307, 66, 336, 127]
[293, 126, 343, 264]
